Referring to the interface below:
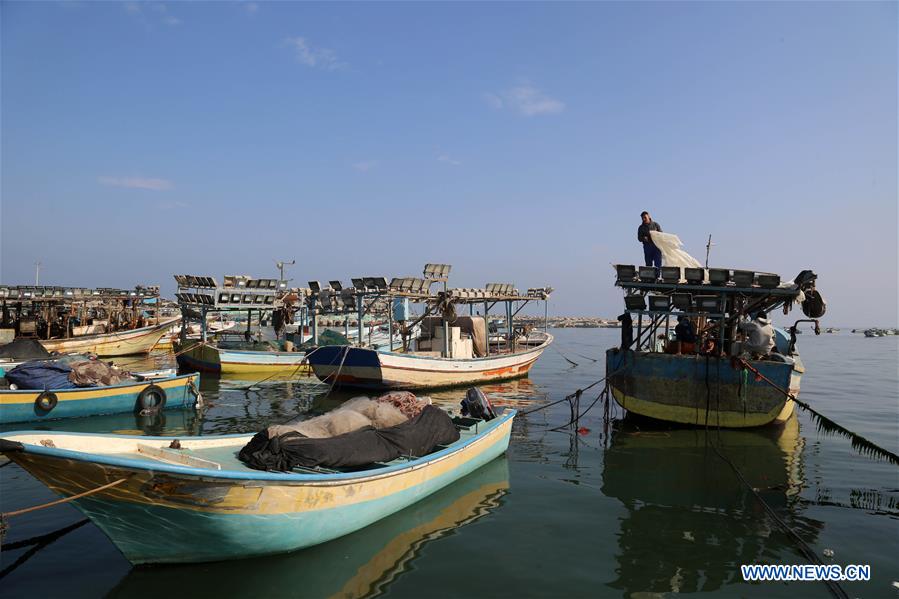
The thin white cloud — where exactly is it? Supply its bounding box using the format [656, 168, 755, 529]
[437, 154, 461, 166]
[123, 2, 182, 27]
[352, 161, 378, 172]
[486, 84, 565, 117]
[98, 176, 173, 191]
[245, 2, 259, 14]
[285, 36, 345, 70]
[157, 200, 190, 209]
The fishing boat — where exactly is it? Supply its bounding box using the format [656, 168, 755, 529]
[0, 372, 200, 424]
[307, 265, 553, 390]
[606, 264, 825, 428]
[105, 455, 509, 596]
[41, 318, 178, 356]
[0, 407, 514, 564]
[0, 285, 177, 357]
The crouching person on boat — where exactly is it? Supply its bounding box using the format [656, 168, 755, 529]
[736, 311, 775, 357]
[666, 315, 697, 354]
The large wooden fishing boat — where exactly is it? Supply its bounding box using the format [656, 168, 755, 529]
[606, 264, 824, 428]
[41, 318, 178, 357]
[307, 265, 553, 390]
[0, 285, 176, 357]
[0, 408, 514, 564]
[309, 337, 551, 390]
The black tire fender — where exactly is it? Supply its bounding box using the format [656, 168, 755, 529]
[136, 384, 167, 413]
[34, 391, 58, 414]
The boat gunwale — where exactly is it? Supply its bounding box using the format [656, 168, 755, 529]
[0, 372, 200, 396]
[2, 409, 516, 483]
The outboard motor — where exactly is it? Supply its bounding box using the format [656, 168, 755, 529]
[461, 387, 497, 421]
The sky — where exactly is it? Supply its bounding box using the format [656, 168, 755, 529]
[1, 1, 896, 327]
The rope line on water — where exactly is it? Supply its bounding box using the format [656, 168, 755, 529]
[709, 441, 849, 599]
[737, 358, 899, 466]
[0, 477, 128, 519]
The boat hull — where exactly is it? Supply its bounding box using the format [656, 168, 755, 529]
[175, 341, 311, 375]
[40, 319, 178, 357]
[0, 373, 200, 424]
[3, 412, 514, 564]
[605, 349, 800, 428]
[308, 336, 551, 390]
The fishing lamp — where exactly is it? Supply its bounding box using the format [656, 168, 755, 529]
[708, 269, 730, 285]
[695, 296, 720, 312]
[732, 270, 755, 287]
[218, 293, 229, 303]
[351, 278, 365, 290]
[684, 268, 705, 284]
[757, 273, 781, 288]
[264, 296, 275, 305]
[660, 266, 681, 284]
[0, 287, 8, 298]
[329, 281, 343, 292]
[648, 295, 670, 311]
[253, 295, 265, 305]
[624, 295, 646, 311]
[615, 264, 637, 282]
[223, 276, 236, 288]
[638, 266, 657, 282]
[246, 280, 260, 289]
[672, 293, 692, 310]
[308, 281, 321, 293]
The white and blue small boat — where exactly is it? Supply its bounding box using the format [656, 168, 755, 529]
[0, 408, 514, 564]
[0, 372, 200, 424]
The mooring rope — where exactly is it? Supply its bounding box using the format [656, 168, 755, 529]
[736, 358, 899, 466]
[708, 440, 849, 599]
[0, 478, 128, 520]
[550, 344, 579, 367]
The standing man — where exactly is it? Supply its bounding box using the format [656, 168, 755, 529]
[637, 211, 662, 267]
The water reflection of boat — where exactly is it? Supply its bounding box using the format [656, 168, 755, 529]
[106, 456, 509, 598]
[601, 414, 822, 595]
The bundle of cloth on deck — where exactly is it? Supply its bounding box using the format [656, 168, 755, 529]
[238, 391, 460, 472]
[5, 356, 129, 390]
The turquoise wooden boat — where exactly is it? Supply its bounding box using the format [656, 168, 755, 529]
[106, 456, 509, 596]
[0, 408, 514, 564]
[0, 373, 201, 424]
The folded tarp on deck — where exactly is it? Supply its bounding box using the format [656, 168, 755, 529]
[238, 405, 460, 472]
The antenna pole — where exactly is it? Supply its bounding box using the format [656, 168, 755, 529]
[275, 259, 295, 281]
[35, 261, 41, 286]
[705, 235, 713, 269]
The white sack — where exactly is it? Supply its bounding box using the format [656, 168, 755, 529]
[650, 231, 702, 269]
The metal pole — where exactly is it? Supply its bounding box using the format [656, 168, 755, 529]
[357, 294, 364, 347]
[201, 307, 208, 343]
[388, 298, 394, 351]
[544, 299, 548, 332]
[312, 304, 318, 345]
[442, 281, 449, 357]
[484, 301, 489, 356]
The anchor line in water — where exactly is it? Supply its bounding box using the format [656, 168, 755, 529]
[708, 440, 849, 599]
[550, 344, 579, 367]
[0, 519, 91, 581]
[736, 358, 899, 466]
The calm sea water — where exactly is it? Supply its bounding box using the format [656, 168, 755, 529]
[1, 328, 897, 598]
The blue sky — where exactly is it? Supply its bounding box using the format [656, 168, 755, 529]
[1, 1, 896, 326]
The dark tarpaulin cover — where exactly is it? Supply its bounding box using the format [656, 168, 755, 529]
[5, 361, 77, 390]
[0, 339, 52, 360]
[238, 404, 461, 472]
